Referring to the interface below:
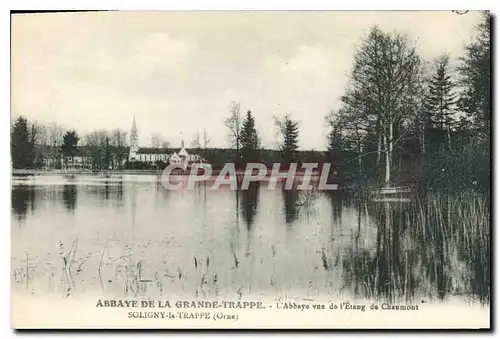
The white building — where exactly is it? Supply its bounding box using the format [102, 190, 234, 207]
[128, 117, 170, 165]
[176, 141, 202, 164]
[128, 117, 206, 167]
[62, 155, 92, 169]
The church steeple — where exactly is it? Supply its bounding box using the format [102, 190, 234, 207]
[131, 116, 137, 136]
[130, 116, 139, 153]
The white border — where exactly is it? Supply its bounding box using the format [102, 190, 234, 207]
[2, 1, 498, 338]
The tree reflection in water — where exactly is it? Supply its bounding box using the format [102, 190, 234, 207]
[11, 186, 36, 222]
[330, 192, 490, 304]
[62, 185, 77, 212]
[241, 182, 260, 231]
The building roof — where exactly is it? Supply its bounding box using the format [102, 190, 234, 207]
[136, 147, 170, 154]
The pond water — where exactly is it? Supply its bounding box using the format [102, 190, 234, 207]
[11, 174, 490, 305]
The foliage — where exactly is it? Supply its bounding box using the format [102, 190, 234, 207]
[424, 54, 457, 149]
[331, 26, 423, 186]
[420, 142, 490, 194]
[61, 130, 80, 161]
[11, 116, 33, 169]
[274, 114, 299, 165]
[239, 110, 260, 162]
[457, 11, 491, 139]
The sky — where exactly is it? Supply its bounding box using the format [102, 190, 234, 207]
[11, 11, 483, 150]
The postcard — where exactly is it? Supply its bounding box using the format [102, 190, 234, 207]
[10, 10, 491, 329]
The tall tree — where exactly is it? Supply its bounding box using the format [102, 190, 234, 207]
[332, 90, 372, 175]
[424, 54, 457, 149]
[224, 101, 242, 155]
[61, 130, 80, 168]
[240, 110, 260, 161]
[11, 116, 32, 169]
[46, 122, 65, 169]
[30, 122, 48, 168]
[339, 26, 422, 186]
[274, 114, 299, 165]
[326, 110, 351, 173]
[111, 129, 128, 169]
[458, 11, 491, 141]
[85, 130, 109, 170]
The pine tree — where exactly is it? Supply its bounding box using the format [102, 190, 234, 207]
[424, 54, 457, 149]
[11, 116, 33, 169]
[240, 110, 259, 162]
[458, 11, 491, 141]
[326, 126, 344, 162]
[61, 130, 80, 167]
[276, 114, 299, 165]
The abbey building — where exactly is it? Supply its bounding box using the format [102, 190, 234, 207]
[128, 117, 202, 166]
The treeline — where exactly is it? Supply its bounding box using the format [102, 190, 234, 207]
[10, 119, 132, 170]
[220, 13, 490, 192]
[10, 112, 324, 171]
[222, 101, 304, 168]
[323, 13, 490, 191]
[12, 12, 490, 192]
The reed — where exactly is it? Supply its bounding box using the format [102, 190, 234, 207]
[335, 189, 490, 304]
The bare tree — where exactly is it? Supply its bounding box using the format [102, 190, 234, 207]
[47, 122, 65, 147]
[46, 122, 65, 168]
[328, 95, 370, 174]
[111, 129, 128, 147]
[31, 122, 48, 146]
[84, 130, 111, 170]
[111, 129, 128, 169]
[224, 101, 242, 153]
[340, 26, 422, 186]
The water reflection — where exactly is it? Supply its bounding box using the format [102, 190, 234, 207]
[324, 190, 343, 223]
[240, 182, 260, 231]
[282, 188, 299, 225]
[83, 180, 124, 208]
[62, 185, 77, 212]
[10, 175, 490, 304]
[11, 186, 36, 221]
[335, 196, 490, 303]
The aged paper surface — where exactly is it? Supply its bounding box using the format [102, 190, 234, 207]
[10, 10, 490, 329]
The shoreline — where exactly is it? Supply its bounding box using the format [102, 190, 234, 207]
[11, 169, 163, 176]
[11, 168, 332, 177]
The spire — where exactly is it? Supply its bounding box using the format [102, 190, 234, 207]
[131, 116, 137, 135]
[181, 140, 184, 149]
[130, 116, 139, 153]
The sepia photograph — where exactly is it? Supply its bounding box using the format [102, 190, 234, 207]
[10, 10, 491, 329]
